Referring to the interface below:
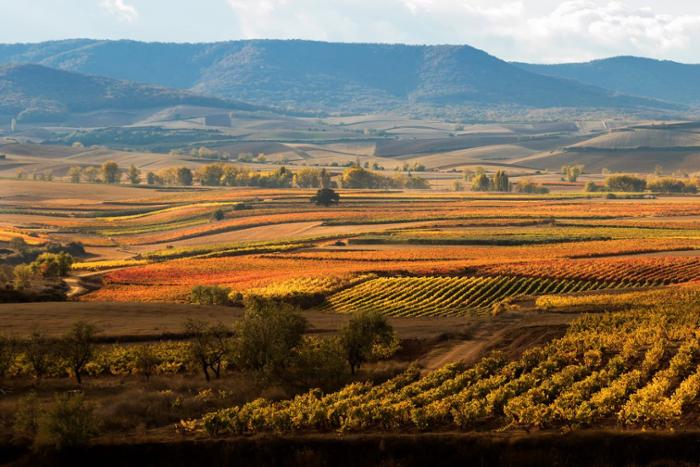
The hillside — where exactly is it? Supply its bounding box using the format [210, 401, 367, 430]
[0, 64, 258, 122]
[0, 40, 675, 114]
[515, 57, 700, 105]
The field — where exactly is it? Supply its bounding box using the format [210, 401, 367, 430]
[6, 162, 700, 464]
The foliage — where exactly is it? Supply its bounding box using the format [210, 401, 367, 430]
[35, 393, 99, 449]
[605, 175, 647, 192]
[190, 285, 232, 306]
[340, 310, 395, 374]
[101, 161, 120, 184]
[310, 188, 340, 206]
[185, 319, 232, 381]
[60, 322, 98, 384]
[233, 301, 308, 380]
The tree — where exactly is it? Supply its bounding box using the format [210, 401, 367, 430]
[176, 167, 193, 186]
[185, 319, 231, 381]
[492, 170, 510, 192]
[198, 164, 224, 186]
[68, 166, 82, 183]
[60, 322, 98, 385]
[30, 252, 73, 278]
[340, 310, 394, 375]
[190, 285, 231, 305]
[311, 188, 340, 206]
[293, 168, 323, 188]
[146, 171, 159, 185]
[561, 165, 583, 182]
[101, 161, 120, 184]
[234, 301, 308, 380]
[13, 264, 33, 290]
[82, 166, 99, 183]
[471, 173, 490, 192]
[26, 330, 52, 380]
[127, 164, 141, 185]
[605, 175, 647, 192]
[211, 208, 226, 221]
[134, 345, 158, 381]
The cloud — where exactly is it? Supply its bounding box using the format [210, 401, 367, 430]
[224, 0, 700, 62]
[102, 0, 139, 23]
[522, 1, 700, 62]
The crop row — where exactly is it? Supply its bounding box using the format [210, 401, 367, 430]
[327, 275, 636, 317]
[189, 303, 700, 435]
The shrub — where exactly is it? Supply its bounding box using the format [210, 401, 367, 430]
[13, 392, 40, 439]
[190, 285, 231, 306]
[35, 393, 99, 449]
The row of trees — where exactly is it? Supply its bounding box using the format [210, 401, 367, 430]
[340, 166, 430, 189]
[586, 175, 700, 193]
[0, 304, 395, 385]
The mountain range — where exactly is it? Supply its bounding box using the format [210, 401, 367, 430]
[0, 39, 679, 119]
[0, 39, 687, 120]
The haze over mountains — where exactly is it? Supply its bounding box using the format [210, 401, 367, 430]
[0, 39, 686, 120]
[0, 64, 259, 123]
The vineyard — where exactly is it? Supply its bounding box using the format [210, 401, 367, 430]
[478, 257, 700, 285]
[189, 300, 700, 435]
[326, 275, 637, 317]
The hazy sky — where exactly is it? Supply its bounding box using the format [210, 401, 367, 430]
[2, 0, 700, 63]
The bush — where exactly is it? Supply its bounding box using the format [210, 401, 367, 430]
[516, 180, 549, 194]
[190, 285, 231, 306]
[584, 181, 601, 192]
[30, 252, 73, 277]
[13, 392, 40, 439]
[35, 393, 99, 449]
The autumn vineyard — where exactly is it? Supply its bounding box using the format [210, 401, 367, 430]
[6, 175, 700, 465]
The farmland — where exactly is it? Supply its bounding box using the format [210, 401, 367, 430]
[6, 170, 700, 464]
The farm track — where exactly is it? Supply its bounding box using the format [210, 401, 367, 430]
[421, 311, 575, 370]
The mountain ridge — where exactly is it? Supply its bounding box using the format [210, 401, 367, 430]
[0, 39, 678, 115]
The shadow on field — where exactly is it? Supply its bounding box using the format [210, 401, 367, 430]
[5, 431, 700, 467]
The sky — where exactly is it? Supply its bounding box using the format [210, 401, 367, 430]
[2, 0, 700, 63]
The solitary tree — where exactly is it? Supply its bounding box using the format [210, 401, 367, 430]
[340, 310, 394, 375]
[101, 161, 120, 184]
[60, 322, 98, 385]
[311, 188, 340, 206]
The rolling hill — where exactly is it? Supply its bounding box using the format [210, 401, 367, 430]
[0, 39, 676, 114]
[515, 57, 700, 105]
[0, 64, 260, 123]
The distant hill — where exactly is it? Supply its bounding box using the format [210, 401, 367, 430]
[514, 57, 700, 105]
[0, 63, 259, 122]
[0, 40, 676, 114]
